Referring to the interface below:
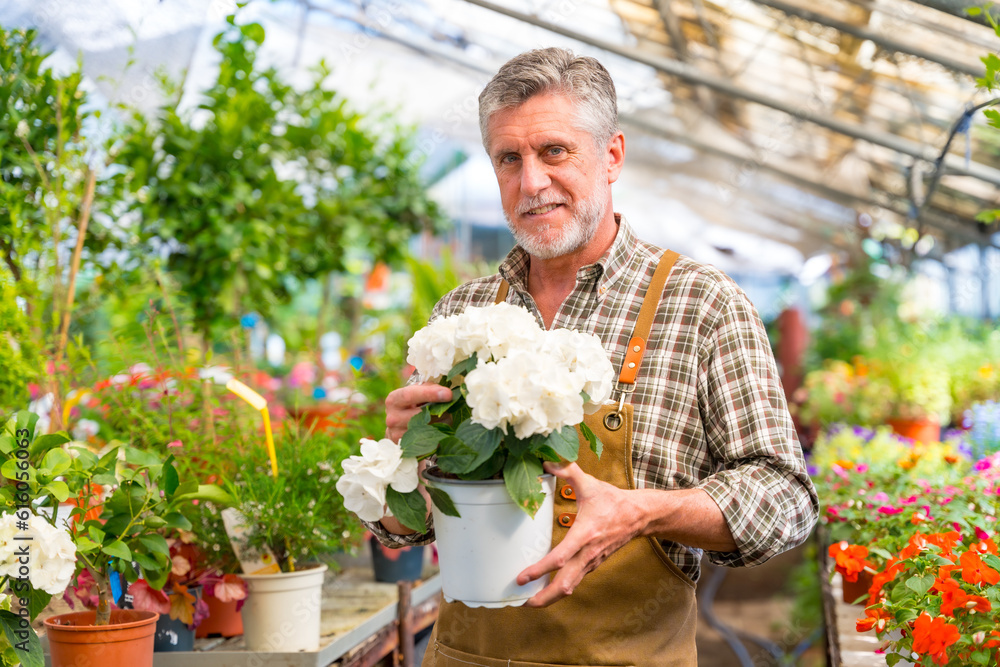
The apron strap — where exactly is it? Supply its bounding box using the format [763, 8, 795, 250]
[493, 248, 679, 385]
[616, 250, 679, 385]
[494, 279, 509, 304]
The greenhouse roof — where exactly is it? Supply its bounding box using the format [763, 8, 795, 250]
[5, 0, 999, 274]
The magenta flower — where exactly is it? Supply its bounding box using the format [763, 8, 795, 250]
[878, 505, 905, 515]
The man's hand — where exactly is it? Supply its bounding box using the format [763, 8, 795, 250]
[517, 461, 738, 607]
[379, 383, 452, 536]
[517, 461, 645, 607]
[385, 383, 453, 443]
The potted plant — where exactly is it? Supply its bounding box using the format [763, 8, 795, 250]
[215, 424, 364, 652]
[0, 410, 233, 666]
[337, 302, 614, 607]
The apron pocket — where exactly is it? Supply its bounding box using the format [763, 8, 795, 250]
[431, 641, 636, 667]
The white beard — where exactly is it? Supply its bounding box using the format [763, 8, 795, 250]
[504, 179, 609, 260]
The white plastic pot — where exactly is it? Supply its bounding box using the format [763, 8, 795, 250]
[424, 470, 555, 608]
[240, 563, 327, 652]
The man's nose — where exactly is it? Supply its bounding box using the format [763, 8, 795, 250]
[520, 156, 551, 196]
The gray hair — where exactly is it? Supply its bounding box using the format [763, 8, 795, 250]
[478, 47, 619, 153]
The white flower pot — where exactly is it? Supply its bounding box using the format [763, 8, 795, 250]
[240, 563, 327, 652]
[424, 470, 555, 608]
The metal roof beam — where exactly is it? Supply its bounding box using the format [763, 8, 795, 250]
[460, 0, 1000, 188]
[749, 0, 984, 78]
[905, 0, 1000, 27]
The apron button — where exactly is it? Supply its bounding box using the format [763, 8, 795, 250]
[560, 485, 576, 500]
[558, 513, 576, 527]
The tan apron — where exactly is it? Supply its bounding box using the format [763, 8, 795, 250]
[424, 251, 696, 667]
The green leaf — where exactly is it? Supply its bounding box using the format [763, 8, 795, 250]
[967, 5, 982, 15]
[458, 449, 506, 480]
[0, 459, 25, 482]
[40, 447, 71, 477]
[74, 536, 99, 553]
[101, 514, 131, 537]
[92, 473, 119, 486]
[503, 451, 546, 517]
[894, 607, 918, 624]
[425, 485, 461, 517]
[239, 22, 266, 44]
[125, 447, 161, 468]
[427, 387, 462, 417]
[27, 586, 50, 622]
[163, 459, 179, 496]
[972, 649, 991, 665]
[138, 534, 170, 557]
[43, 480, 70, 502]
[0, 609, 43, 667]
[174, 483, 236, 507]
[542, 426, 580, 462]
[445, 353, 478, 383]
[28, 432, 70, 457]
[435, 437, 480, 475]
[133, 552, 159, 571]
[905, 574, 934, 596]
[885, 653, 901, 667]
[143, 560, 170, 590]
[102, 540, 132, 560]
[454, 420, 503, 470]
[88, 524, 106, 544]
[400, 423, 448, 459]
[580, 422, 602, 458]
[869, 546, 893, 561]
[385, 487, 427, 533]
[162, 512, 192, 530]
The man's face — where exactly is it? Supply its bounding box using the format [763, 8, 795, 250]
[486, 93, 617, 260]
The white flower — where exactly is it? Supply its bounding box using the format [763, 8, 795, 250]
[452, 303, 543, 362]
[198, 365, 233, 385]
[540, 329, 614, 413]
[466, 349, 584, 438]
[336, 439, 420, 521]
[71, 419, 100, 441]
[15, 120, 29, 139]
[0, 514, 77, 595]
[406, 314, 462, 380]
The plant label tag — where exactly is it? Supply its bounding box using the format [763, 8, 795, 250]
[221, 507, 281, 574]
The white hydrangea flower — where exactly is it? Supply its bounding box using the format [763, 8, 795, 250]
[336, 439, 420, 521]
[466, 349, 584, 438]
[71, 418, 100, 441]
[540, 329, 615, 414]
[406, 314, 462, 380]
[453, 303, 543, 362]
[0, 514, 77, 595]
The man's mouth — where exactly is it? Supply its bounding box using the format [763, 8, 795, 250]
[525, 203, 560, 215]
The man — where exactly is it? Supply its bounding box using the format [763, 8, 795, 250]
[369, 48, 818, 666]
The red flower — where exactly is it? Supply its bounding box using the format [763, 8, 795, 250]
[911, 613, 960, 665]
[959, 551, 1000, 587]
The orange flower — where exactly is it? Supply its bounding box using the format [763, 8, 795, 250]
[899, 532, 961, 560]
[944, 453, 960, 464]
[855, 605, 891, 633]
[960, 551, 1000, 586]
[834, 459, 855, 470]
[828, 542, 871, 582]
[972, 538, 999, 555]
[936, 577, 992, 616]
[911, 613, 960, 666]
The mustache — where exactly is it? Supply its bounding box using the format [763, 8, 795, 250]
[515, 196, 565, 215]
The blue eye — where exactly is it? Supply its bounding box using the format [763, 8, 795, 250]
[548, 147, 564, 156]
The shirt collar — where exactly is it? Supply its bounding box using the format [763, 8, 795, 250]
[498, 213, 639, 293]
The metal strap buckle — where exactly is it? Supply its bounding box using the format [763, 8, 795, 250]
[603, 383, 635, 431]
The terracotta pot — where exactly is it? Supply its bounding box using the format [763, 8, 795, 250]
[841, 570, 874, 605]
[44, 609, 158, 667]
[887, 417, 941, 443]
[195, 594, 244, 639]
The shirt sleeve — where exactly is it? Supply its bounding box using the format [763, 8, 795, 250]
[695, 288, 819, 568]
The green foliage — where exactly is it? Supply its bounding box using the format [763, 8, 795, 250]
[0, 281, 39, 411]
[223, 424, 365, 572]
[112, 22, 446, 343]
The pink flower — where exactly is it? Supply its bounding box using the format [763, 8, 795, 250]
[168, 440, 183, 448]
[976, 459, 992, 471]
[899, 495, 920, 505]
[855, 463, 869, 473]
[878, 505, 904, 515]
[872, 492, 890, 503]
[832, 464, 849, 480]
[953, 522, 963, 532]
[976, 526, 990, 540]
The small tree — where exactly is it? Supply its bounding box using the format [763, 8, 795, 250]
[113, 20, 446, 353]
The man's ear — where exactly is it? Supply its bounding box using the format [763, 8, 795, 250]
[606, 131, 625, 184]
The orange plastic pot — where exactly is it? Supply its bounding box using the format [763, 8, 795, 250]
[44, 609, 158, 667]
[287, 404, 354, 432]
[195, 594, 243, 638]
[887, 417, 941, 443]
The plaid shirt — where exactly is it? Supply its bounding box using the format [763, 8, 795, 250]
[368, 215, 818, 582]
